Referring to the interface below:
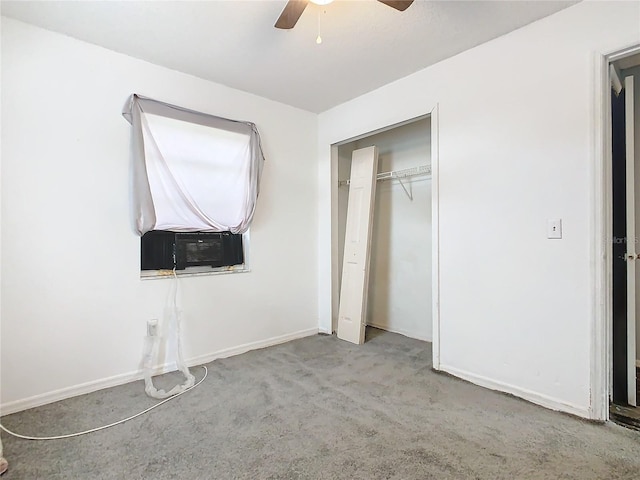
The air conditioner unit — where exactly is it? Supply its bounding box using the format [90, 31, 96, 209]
[141, 231, 244, 270]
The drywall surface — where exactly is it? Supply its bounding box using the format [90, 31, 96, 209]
[1, 18, 318, 411]
[318, 1, 640, 418]
[337, 120, 432, 340]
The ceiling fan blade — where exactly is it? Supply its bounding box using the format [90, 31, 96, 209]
[275, 0, 309, 29]
[377, 0, 414, 11]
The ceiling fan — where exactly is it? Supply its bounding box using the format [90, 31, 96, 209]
[275, 0, 414, 29]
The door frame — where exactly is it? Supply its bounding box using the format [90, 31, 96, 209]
[329, 105, 441, 368]
[594, 44, 640, 421]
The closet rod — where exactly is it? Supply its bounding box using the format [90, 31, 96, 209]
[339, 164, 431, 187]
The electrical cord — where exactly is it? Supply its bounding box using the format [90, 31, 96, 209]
[0, 365, 207, 441]
[2, 263, 200, 442]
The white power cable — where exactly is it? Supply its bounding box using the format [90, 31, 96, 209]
[0, 365, 207, 441]
[1, 260, 201, 443]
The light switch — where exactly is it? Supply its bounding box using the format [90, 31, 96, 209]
[547, 219, 562, 239]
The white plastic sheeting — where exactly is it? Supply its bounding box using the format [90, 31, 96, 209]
[122, 94, 265, 235]
[0, 436, 6, 474]
[141, 273, 195, 400]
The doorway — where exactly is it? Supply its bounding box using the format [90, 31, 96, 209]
[331, 116, 433, 343]
[610, 51, 640, 428]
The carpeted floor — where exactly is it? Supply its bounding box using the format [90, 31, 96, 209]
[1, 328, 640, 479]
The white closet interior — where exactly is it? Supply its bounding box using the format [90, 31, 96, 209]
[337, 117, 432, 341]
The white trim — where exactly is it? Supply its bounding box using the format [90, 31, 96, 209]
[0, 328, 318, 416]
[140, 265, 250, 280]
[186, 327, 318, 367]
[440, 365, 591, 419]
[609, 44, 640, 64]
[430, 104, 441, 371]
[591, 50, 610, 422]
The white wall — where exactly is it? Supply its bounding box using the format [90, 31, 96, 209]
[317, 1, 640, 418]
[337, 119, 432, 340]
[1, 18, 319, 412]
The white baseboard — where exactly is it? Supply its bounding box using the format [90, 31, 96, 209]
[186, 327, 318, 367]
[439, 364, 591, 419]
[0, 327, 318, 416]
[367, 322, 432, 342]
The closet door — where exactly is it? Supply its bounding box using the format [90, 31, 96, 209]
[625, 75, 637, 407]
[337, 146, 378, 345]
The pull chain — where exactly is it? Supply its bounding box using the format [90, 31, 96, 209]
[316, 9, 326, 44]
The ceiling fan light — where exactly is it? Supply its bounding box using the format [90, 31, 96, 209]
[310, 0, 334, 5]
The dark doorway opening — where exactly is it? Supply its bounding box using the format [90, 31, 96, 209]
[610, 60, 640, 430]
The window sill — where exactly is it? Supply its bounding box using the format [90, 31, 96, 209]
[140, 265, 250, 280]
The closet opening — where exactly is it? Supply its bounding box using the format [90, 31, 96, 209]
[331, 115, 433, 345]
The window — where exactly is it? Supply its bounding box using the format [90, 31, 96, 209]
[122, 95, 264, 277]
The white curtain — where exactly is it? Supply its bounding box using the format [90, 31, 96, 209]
[122, 94, 265, 235]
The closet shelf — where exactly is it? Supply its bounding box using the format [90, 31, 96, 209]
[339, 164, 431, 187]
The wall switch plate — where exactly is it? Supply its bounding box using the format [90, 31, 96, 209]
[147, 319, 158, 336]
[547, 219, 562, 239]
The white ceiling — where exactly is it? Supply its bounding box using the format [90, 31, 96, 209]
[1, 0, 577, 113]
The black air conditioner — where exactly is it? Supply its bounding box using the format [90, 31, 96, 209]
[141, 231, 244, 271]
